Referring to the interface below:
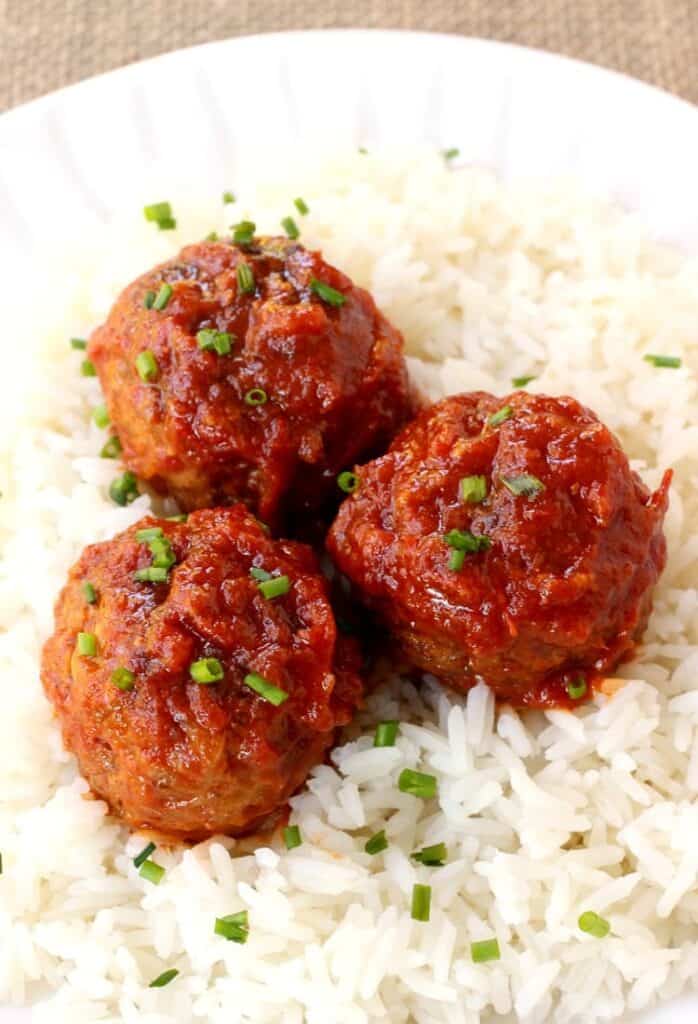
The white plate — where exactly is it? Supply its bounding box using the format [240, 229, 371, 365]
[1, 29, 697, 1024]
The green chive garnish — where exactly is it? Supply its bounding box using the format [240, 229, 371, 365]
[443, 148, 460, 160]
[166, 513, 188, 523]
[100, 435, 122, 459]
[444, 529, 491, 554]
[237, 263, 255, 294]
[281, 216, 300, 240]
[135, 350, 159, 382]
[244, 672, 289, 706]
[358, 147, 368, 155]
[222, 190, 236, 204]
[578, 911, 611, 938]
[337, 471, 359, 494]
[157, 217, 176, 231]
[501, 474, 545, 499]
[232, 220, 256, 245]
[412, 843, 447, 867]
[364, 830, 388, 855]
[148, 536, 175, 570]
[283, 825, 302, 850]
[460, 475, 487, 503]
[488, 405, 513, 427]
[149, 968, 179, 988]
[449, 549, 466, 571]
[143, 290, 156, 309]
[152, 283, 173, 311]
[512, 375, 535, 388]
[258, 575, 291, 600]
[144, 201, 172, 224]
[109, 470, 139, 506]
[411, 883, 431, 922]
[374, 721, 399, 747]
[70, 337, 87, 350]
[189, 658, 224, 684]
[77, 632, 98, 657]
[471, 938, 501, 963]
[81, 359, 97, 377]
[214, 911, 249, 943]
[112, 667, 135, 692]
[139, 859, 165, 885]
[196, 329, 233, 355]
[244, 387, 267, 406]
[398, 768, 437, 799]
[566, 676, 587, 700]
[294, 197, 309, 215]
[204, 231, 219, 242]
[133, 566, 170, 584]
[310, 278, 346, 307]
[92, 404, 110, 429]
[133, 842, 156, 868]
[82, 581, 97, 604]
[136, 526, 164, 543]
[644, 354, 681, 368]
[250, 566, 272, 582]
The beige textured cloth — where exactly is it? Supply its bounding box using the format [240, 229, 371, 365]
[1, 0, 697, 113]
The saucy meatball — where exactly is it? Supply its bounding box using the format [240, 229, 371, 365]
[41, 506, 362, 840]
[88, 236, 413, 528]
[327, 391, 670, 707]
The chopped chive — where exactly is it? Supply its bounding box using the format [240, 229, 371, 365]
[488, 405, 513, 427]
[374, 721, 399, 747]
[644, 354, 681, 368]
[232, 220, 256, 245]
[365, 830, 388, 855]
[204, 231, 219, 242]
[244, 672, 289, 706]
[337, 471, 359, 494]
[149, 968, 179, 988]
[443, 147, 460, 160]
[411, 883, 432, 922]
[283, 825, 302, 850]
[460, 475, 487, 503]
[358, 147, 368, 154]
[82, 581, 97, 605]
[100, 435, 122, 459]
[258, 575, 290, 600]
[501, 474, 545, 499]
[222, 190, 236, 204]
[152, 283, 173, 311]
[471, 938, 500, 963]
[92, 403, 110, 429]
[444, 529, 491, 554]
[512, 375, 535, 388]
[135, 350, 159, 382]
[196, 328, 233, 355]
[244, 387, 267, 406]
[237, 263, 255, 294]
[566, 676, 587, 700]
[112, 667, 135, 692]
[157, 217, 176, 231]
[139, 859, 165, 885]
[189, 657, 224, 684]
[214, 910, 249, 943]
[578, 911, 610, 938]
[133, 566, 170, 584]
[449, 548, 466, 571]
[310, 278, 346, 307]
[294, 197, 310, 215]
[133, 841, 156, 868]
[412, 843, 447, 867]
[149, 537, 176, 570]
[166, 513, 188, 523]
[281, 216, 300, 240]
[70, 337, 87, 350]
[144, 201, 172, 224]
[81, 359, 97, 377]
[136, 526, 164, 543]
[109, 470, 139, 506]
[250, 566, 272, 582]
[144, 290, 156, 309]
[398, 768, 437, 799]
[77, 631, 98, 657]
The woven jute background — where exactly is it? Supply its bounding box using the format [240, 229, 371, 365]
[1, 0, 697, 113]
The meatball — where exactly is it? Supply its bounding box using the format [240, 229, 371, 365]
[327, 391, 670, 707]
[41, 506, 362, 840]
[88, 236, 413, 528]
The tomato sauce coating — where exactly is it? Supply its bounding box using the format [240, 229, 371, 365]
[327, 392, 671, 707]
[41, 506, 362, 840]
[88, 237, 413, 529]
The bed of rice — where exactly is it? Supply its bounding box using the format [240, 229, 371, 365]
[2, 149, 698, 1024]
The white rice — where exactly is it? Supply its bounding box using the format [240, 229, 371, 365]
[2, 148, 698, 1023]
